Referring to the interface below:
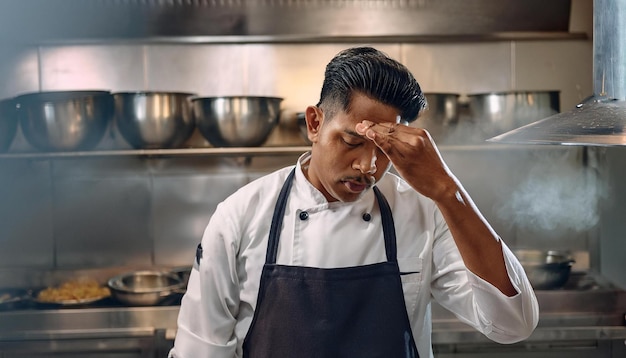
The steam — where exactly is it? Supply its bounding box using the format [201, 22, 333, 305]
[495, 149, 607, 234]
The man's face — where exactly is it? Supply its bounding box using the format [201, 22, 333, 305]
[304, 92, 401, 202]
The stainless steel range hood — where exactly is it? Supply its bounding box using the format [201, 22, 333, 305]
[488, 0, 626, 146]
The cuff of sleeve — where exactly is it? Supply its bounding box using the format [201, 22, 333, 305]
[170, 326, 237, 358]
[465, 244, 539, 343]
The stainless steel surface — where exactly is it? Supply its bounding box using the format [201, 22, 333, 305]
[0, 278, 623, 345]
[193, 96, 282, 147]
[0, 145, 312, 159]
[469, 90, 560, 139]
[0, 98, 18, 151]
[16, 90, 114, 151]
[412, 93, 461, 142]
[490, 100, 626, 146]
[114, 92, 196, 149]
[0, 273, 624, 358]
[108, 270, 185, 306]
[0, 0, 572, 44]
[490, 0, 626, 146]
[39, 45, 145, 92]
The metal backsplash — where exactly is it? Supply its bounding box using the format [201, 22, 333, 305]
[0, 41, 597, 280]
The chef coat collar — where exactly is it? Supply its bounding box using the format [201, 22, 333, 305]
[294, 151, 377, 210]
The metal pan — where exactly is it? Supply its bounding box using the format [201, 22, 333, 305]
[513, 249, 575, 290]
[0, 288, 31, 311]
[31, 279, 111, 307]
[32, 289, 110, 307]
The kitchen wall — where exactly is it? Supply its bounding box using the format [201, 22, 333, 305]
[1, 0, 611, 287]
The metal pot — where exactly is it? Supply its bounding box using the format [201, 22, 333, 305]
[411, 93, 461, 142]
[16, 90, 114, 151]
[107, 270, 185, 306]
[113, 91, 196, 149]
[0, 98, 18, 152]
[193, 96, 282, 147]
[513, 249, 575, 290]
[468, 90, 560, 138]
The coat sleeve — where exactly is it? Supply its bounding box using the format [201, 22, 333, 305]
[430, 209, 539, 344]
[169, 202, 241, 358]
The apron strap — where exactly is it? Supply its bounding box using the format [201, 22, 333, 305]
[266, 168, 296, 264]
[373, 186, 398, 263]
[265, 168, 398, 264]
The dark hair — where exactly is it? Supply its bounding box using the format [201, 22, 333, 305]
[317, 47, 426, 122]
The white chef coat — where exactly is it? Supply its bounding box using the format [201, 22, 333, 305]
[170, 152, 539, 358]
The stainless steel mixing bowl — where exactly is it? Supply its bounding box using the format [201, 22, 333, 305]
[468, 91, 560, 138]
[113, 92, 196, 149]
[411, 93, 461, 142]
[193, 96, 282, 147]
[0, 98, 18, 152]
[107, 270, 185, 306]
[16, 90, 113, 152]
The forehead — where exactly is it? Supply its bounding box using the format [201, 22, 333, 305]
[339, 92, 401, 125]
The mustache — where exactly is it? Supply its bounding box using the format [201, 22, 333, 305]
[341, 175, 376, 186]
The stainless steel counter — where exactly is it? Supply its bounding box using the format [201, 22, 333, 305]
[1, 271, 625, 357]
[0, 289, 624, 344]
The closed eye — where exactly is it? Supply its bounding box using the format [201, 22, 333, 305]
[343, 129, 366, 148]
[342, 138, 362, 148]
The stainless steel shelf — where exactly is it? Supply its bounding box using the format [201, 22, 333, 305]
[31, 32, 588, 46]
[0, 146, 312, 160]
[0, 143, 578, 160]
[0, 143, 574, 160]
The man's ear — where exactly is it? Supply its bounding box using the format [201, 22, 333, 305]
[305, 106, 323, 143]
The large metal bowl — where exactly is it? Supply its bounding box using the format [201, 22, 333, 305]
[468, 91, 560, 138]
[107, 270, 185, 306]
[16, 90, 114, 151]
[410, 93, 461, 142]
[193, 96, 282, 147]
[513, 249, 575, 290]
[113, 92, 196, 149]
[0, 98, 18, 152]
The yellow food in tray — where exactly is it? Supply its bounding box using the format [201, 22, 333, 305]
[37, 278, 110, 304]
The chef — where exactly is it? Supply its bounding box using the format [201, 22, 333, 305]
[170, 46, 539, 358]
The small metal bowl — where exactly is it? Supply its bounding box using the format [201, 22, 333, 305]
[193, 96, 282, 147]
[108, 270, 185, 306]
[113, 91, 196, 149]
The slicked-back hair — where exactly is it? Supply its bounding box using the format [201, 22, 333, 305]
[316, 47, 426, 123]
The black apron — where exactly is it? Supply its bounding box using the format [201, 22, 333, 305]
[242, 169, 419, 358]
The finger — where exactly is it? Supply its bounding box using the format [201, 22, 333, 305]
[356, 121, 397, 138]
[355, 121, 399, 155]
